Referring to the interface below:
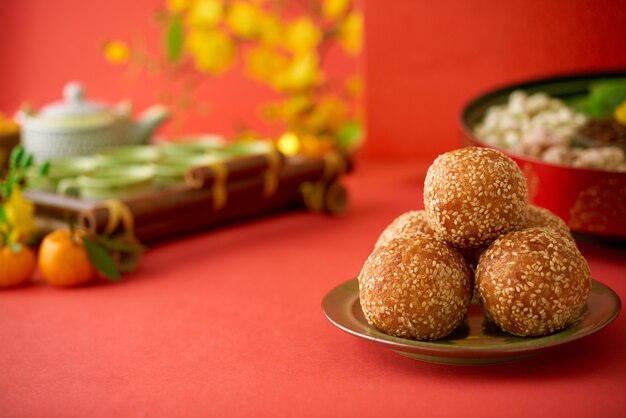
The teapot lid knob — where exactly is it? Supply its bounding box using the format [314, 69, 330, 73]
[37, 81, 108, 120]
[63, 81, 85, 104]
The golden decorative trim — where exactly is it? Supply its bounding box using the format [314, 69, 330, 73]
[209, 162, 229, 210]
[569, 180, 626, 232]
[322, 152, 347, 181]
[323, 181, 348, 216]
[300, 181, 326, 213]
[100, 199, 135, 238]
[263, 148, 281, 197]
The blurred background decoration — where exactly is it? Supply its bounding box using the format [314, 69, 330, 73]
[0, 114, 20, 168]
[0, 146, 39, 250]
[101, 0, 364, 157]
[2, 0, 626, 162]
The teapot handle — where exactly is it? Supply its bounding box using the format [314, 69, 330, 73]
[57, 178, 81, 197]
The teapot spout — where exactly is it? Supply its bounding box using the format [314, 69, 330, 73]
[130, 105, 169, 145]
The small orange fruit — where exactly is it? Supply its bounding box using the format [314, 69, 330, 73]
[38, 229, 96, 287]
[0, 245, 36, 288]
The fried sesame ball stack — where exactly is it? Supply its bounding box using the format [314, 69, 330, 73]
[524, 205, 574, 242]
[359, 233, 472, 341]
[424, 147, 529, 249]
[475, 227, 591, 337]
[375, 210, 433, 247]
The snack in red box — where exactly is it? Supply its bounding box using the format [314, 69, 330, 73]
[461, 72, 626, 239]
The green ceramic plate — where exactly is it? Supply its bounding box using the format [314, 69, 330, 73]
[322, 279, 620, 365]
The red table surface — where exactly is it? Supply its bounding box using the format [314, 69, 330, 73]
[1, 159, 625, 417]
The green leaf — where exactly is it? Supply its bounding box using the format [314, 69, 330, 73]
[165, 16, 183, 63]
[337, 121, 364, 150]
[82, 237, 121, 282]
[587, 79, 626, 118]
[91, 234, 145, 253]
[8, 242, 23, 253]
[37, 161, 51, 177]
[20, 153, 34, 169]
[9, 145, 24, 169]
[2, 182, 12, 199]
[564, 94, 590, 114]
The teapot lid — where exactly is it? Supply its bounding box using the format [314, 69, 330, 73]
[39, 82, 109, 119]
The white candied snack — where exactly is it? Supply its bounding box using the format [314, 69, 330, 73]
[474, 90, 586, 154]
[474, 90, 626, 171]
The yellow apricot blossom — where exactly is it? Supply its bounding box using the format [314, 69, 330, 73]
[304, 96, 347, 133]
[187, 0, 223, 27]
[227, 1, 260, 39]
[0, 222, 8, 244]
[274, 52, 322, 91]
[186, 28, 235, 74]
[283, 17, 323, 54]
[103, 40, 130, 64]
[615, 100, 626, 125]
[299, 132, 335, 157]
[261, 95, 314, 127]
[322, 0, 351, 20]
[257, 12, 283, 46]
[3, 186, 37, 244]
[102, 0, 364, 155]
[338, 11, 363, 55]
[167, 0, 192, 13]
[246, 46, 288, 83]
[277, 131, 301, 155]
[284, 94, 314, 118]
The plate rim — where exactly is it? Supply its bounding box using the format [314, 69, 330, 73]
[322, 278, 621, 357]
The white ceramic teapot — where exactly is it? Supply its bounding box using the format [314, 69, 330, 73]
[17, 81, 169, 162]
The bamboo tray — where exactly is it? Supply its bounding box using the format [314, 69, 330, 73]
[25, 151, 353, 244]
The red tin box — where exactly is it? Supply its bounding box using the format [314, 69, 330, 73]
[460, 71, 626, 240]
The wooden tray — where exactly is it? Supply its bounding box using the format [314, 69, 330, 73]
[26, 152, 353, 244]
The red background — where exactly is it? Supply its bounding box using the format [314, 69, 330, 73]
[2, 2, 626, 416]
[364, 0, 626, 158]
[2, 160, 625, 417]
[3, 0, 626, 159]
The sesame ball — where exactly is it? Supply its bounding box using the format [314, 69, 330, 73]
[475, 227, 591, 337]
[375, 210, 433, 247]
[524, 205, 573, 242]
[424, 147, 529, 249]
[358, 233, 472, 341]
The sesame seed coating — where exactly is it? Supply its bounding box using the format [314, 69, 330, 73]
[375, 210, 433, 248]
[358, 233, 472, 341]
[424, 147, 529, 249]
[523, 205, 574, 242]
[475, 227, 591, 337]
